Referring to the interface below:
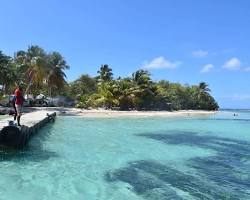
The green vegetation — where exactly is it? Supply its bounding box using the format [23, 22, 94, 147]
[0, 46, 219, 111]
[71, 65, 219, 111]
[0, 46, 68, 97]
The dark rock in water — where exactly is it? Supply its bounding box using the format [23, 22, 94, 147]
[0, 126, 25, 148]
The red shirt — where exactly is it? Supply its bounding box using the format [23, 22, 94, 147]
[15, 89, 24, 105]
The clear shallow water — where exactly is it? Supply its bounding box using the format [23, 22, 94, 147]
[0, 111, 250, 199]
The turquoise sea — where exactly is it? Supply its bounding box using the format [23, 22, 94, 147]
[0, 110, 250, 199]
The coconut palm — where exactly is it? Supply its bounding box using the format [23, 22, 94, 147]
[46, 52, 69, 97]
[46, 64, 67, 96]
[26, 46, 48, 85]
[132, 70, 151, 85]
[117, 78, 136, 110]
[196, 82, 211, 102]
[98, 81, 119, 108]
[14, 46, 49, 94]
[14, 47, 69, 97]
[198, 82, 211, 94]
[131, 70, 155, 110]
[97, 64, 113, 83]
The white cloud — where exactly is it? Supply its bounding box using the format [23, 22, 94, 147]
[200, 64, 214, 73]
[222, 57, 241, 70]
[232, 94, 250, 101]
[143, 56, 181, 69]
[244, 67, 250, 72]
[192, 50, 208, 57]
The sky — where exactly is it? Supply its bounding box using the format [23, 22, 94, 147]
[1, 0, 250, 109]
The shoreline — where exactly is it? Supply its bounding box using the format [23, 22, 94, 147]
[27, 107, 217, 118]
[0, 107, 217, 119]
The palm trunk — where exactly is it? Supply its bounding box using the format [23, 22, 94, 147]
[3, 84, 7, 94]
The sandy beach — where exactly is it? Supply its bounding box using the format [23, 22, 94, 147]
[0, 106, 217, 120]
[28, 107, 217, 118]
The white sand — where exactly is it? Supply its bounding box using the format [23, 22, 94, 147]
[32, 107, 216, 118]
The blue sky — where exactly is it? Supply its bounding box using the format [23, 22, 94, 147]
[1, 0, 250, 108]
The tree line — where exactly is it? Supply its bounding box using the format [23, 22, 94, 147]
[0, 45, 219, 110]
[0, 46, 68, 97]
[70, 65, 219, 111]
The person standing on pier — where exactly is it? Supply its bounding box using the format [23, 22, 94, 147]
[11, 95, 17, 121]
[14, 85, 24, 126]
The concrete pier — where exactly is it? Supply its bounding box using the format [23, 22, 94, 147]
[0, 111, 56, 149]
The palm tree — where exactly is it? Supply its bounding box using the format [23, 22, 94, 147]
[131, 70, 155, 110]
[14, 46, 48, 94]
[198, 82, 211, 94]
[132, 70, 151, 85]
[192, 82, 211, 109]
[14, 46, 69, 97]
[117, 78, 136, 110]
[196, 82, 211, 102]
[97, 64, 113, 83]
[46, 64, 67, 97]
[46, 52, 69, 97]
[26, 46, 48, 86]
